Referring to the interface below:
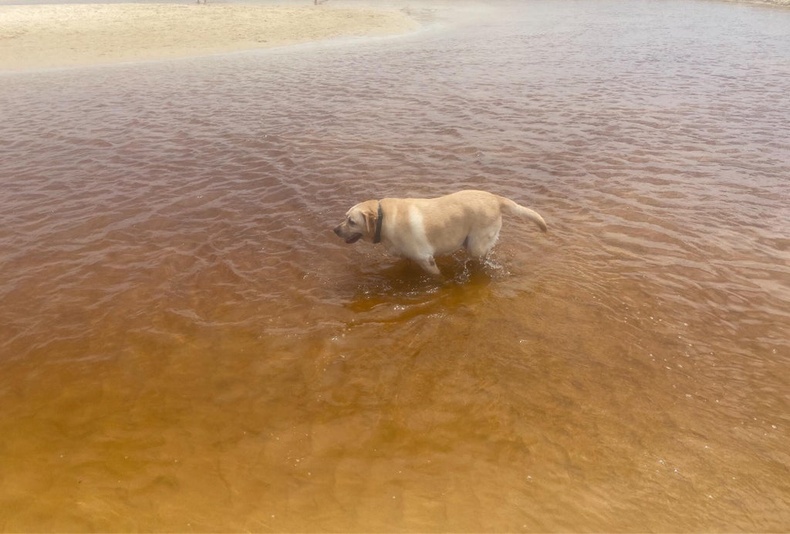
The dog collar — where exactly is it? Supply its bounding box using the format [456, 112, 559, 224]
[373, 202, 383, 244]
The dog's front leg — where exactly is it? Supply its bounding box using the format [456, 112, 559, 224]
[415, 256, 441, 276]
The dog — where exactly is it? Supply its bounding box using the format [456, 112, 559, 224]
[333, 190, 547, 275]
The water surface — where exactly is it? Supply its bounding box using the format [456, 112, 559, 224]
[1, 0, 789, 530]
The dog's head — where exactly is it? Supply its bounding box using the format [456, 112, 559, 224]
[333, 200, 379, 244]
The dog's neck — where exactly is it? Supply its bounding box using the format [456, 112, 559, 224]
[373, 201, 384, 244]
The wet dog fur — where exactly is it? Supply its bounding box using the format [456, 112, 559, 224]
[333, 190, 547, 275]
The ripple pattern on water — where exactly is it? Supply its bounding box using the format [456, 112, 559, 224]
[1, 0, 789, 531]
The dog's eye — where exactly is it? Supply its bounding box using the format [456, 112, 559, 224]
[348, 218, 356, 226]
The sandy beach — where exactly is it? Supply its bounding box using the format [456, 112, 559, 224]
[0, 3, 419, 71]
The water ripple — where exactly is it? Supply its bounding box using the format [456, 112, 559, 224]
[1, 0, 789, 531]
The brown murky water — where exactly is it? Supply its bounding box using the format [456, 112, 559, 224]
[1, 0, 789, 531]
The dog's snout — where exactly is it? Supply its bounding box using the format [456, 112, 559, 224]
[333, 225, 342, 236]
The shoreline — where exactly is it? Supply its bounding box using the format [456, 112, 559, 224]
[0, 3, 420, 72]
[724, 0, 790, 5]
[0, 0, 786, 72]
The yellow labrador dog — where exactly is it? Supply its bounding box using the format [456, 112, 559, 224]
[333, 190, 547, 275]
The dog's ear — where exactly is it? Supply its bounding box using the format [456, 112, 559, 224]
[362, 205, 376, 237]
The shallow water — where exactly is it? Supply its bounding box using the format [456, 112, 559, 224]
[1, 0, 789, 531]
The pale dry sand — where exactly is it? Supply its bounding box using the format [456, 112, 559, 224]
[0, 3, 419, 71]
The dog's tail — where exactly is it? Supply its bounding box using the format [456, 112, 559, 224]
[498, 196, 548, 232]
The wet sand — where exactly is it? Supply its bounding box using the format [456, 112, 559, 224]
[732, 0, 790, 5]
[0, 3, 419, 71]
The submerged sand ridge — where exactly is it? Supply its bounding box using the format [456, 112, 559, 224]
[0, 3, 419, 71]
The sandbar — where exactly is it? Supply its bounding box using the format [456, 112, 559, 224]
[0, 3, 419, 71]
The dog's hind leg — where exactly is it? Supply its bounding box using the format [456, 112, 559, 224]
[466, 219, 502, 259]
